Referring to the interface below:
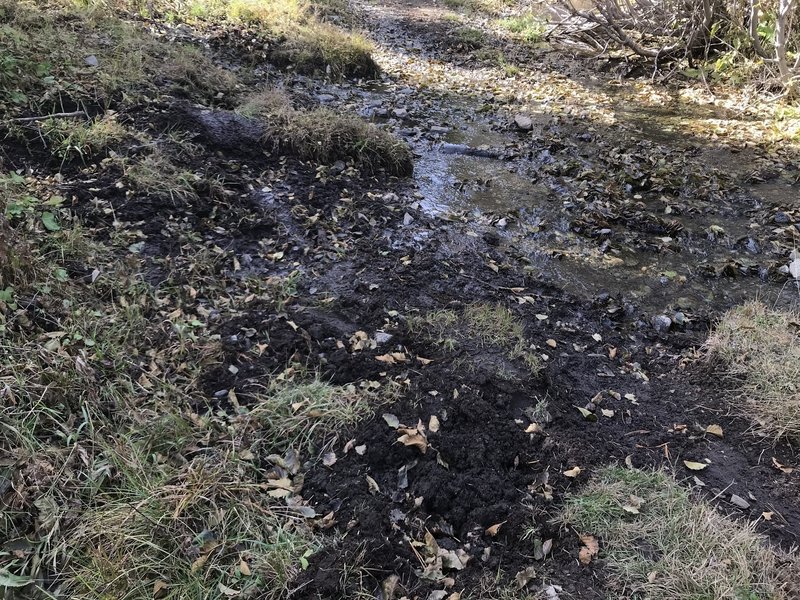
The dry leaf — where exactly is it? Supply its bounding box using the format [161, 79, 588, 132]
[429, 415, 441, 433]
[417, 356, 433, 365]
[322, 452, 337, 467]
[397, 428, 428, 454]
[515, 566, 537, 589]
[239, 559, 251, 576]
[683, 460, 708, 471]
[772, 457, 794, 474]
[563, 466, 581, 478]
[705, 424, 724, 438]
[355, 444, 367, 455]
[366, 475, 380, 494]
[153, 580, 169, 599]
[217, 583, 240, 597]
[485, 521, 506, 536]
[191, 554, 209, 574]
[762, 511, 774, 521]
[601, 408, 615, 418]
[525, 423, 543, 433]
[578, 534, 599, 565]
[383, 413, 400, 428]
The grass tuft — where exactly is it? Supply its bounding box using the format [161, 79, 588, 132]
[705, 301, 800, 441]
[238, 89, 413, 175]
[497, 14, 546, 44]
[562, 466, 800, 599]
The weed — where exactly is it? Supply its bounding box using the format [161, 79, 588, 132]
[562, 466, 799, 599]
[443, 0, 511, 16]
[452, 26, 485, 50]
[705, 301, 800, 441]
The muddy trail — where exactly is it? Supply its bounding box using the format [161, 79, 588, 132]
[251, 0, 800, 598]
[2, 0, 800, 598]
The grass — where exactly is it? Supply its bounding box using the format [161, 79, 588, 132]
[238, 89, 414, 175]
[0, 163, 386, 598]
[704, 301, 800, 441]
[497, 14, 547, 44]
[104, 0, 377, 78]
[562, 466, 799, 599]
[442, 0, 512, 16]
[40, 114, 129, 161]
[409, 303, 541, 373]
[122, 150, 199, 200]
[452, 26, 486, 49]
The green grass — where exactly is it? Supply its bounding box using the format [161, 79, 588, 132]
[497, 14, 546, 44]
[562, 466, 798, 599]
[705, 301, 800, 441]
[452, 26, 486, 49]
[238, 89, 414, 175]
[409, 303, 541, 374]
[442, 0, 512, 16]
[122, 150, 199, 200]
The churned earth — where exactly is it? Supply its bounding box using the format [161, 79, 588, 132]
[2, 0, 800, 598]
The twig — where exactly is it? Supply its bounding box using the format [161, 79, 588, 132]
[10, 111, 87, 123]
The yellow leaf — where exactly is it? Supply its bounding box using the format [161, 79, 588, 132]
[153, 580, 169, 598]
[428, 415, 440, 433]
[191, 554, 208, 574]
[563, 466, 581, 478]
[578, 534, 599, 565]
[683, 460, 708, 471]
[485, 521, 506, 536]
[705, 424, 723, 438]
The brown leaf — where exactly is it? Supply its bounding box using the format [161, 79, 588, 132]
[772, 457, 794, 474]
[515, 566, 537, 589]
[485, 521, 506, 537]
[578, 534, 599, 565]
[429, 415, 441, 433]
[563, 466, 581, 478]
[239, 559, 251, 576]
[397, 427, 428, 454]
[683, 460, 708, 471]
[153, 580, 168, 599]
[705, 424, 723, 438]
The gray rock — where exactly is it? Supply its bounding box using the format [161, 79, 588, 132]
[317, 94, 336, 103]
[673, 311, 686, 326]
[374, 331, 393, 344]
[330, 160, 346, 175]
[514, 114, 533, 131]
[430, 125, 449, 133]
[85, 54, 98, 67]
[652, 315, 672, 333]
[393, 107, 408, 118]
[774, 211, 791, 224]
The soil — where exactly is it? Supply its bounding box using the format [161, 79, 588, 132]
[3, 0, 800, 598]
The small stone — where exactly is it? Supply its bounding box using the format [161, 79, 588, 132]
[374, 332, 393, 344]
[729, 494, 751, 509]
[317, 93, 336, 103]
[774, 211, 791, 224]
[673, 311, 686, 326]
[330, 160, 346, 174]
[393, 107, 408, 118]
[652, 315, 672, 333]
[430, 125, 449, 133]
[514, 114, 533, 131]
[214, 389, 229, 398]
[403, 212, 414, 225]
[85, 54, 98, 66]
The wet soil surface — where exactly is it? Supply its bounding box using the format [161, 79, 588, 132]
[4, 0, 800, 597]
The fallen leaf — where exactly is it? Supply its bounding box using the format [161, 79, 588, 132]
[398, 429, 428, 454]
[191, 554, 209, 574]
[575, 406, 597, 422]
[417, 356, 433, 365]
[578, 534, 599, 565]
[153, 580, 169, 598]
[515, 566, 537, 589]
[217, 582, 240, 597]
[383, 413, 400, 428]
[563, 466, 581, 478]
[705, 424, 723, 438]
[366, 475, 380, 494]
[772, 457, 794, 474]
[601, 409, 615, 418]
[683, 460, 708, 471]
[239, 559, 251, 576]
[355, 444, 367, 455]
[762, 511, 774, 521]
[525, 423, 543, 433]
[322, 452, 337, 467]
[429, 415, 441, 433]
[485, 521, 506, 536]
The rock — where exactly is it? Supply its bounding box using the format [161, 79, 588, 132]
[374, 332, 393, 344]
[393, 107, 408, 118]
[774, 211, 791, 224]
[403, 212, 414, 225]
[85, 54, 98, 67]
[429, 125, 449, 133]
[317, 93, 336, 103]
[330, 160, 346, 175]
[673, 311, 686, 326]
[652, 315, 672, 333]
[729, 494, 751, 509]
[514, 114, 533, 131]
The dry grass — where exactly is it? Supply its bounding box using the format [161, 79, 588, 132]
[238, 89, 413, 175]
[100, 0, 377, 78]
[562, 466, 799, 599]
[41, 114, 130, 161]
[0, 169, 386, 599]
[705, 301, 800, 441]
[123, 150, 198, 200]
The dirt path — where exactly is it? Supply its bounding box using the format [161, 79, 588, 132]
[283, 2, 800, 598]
